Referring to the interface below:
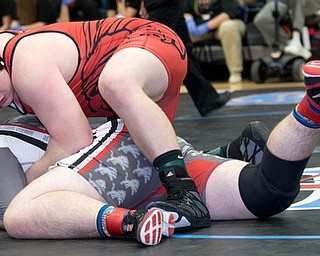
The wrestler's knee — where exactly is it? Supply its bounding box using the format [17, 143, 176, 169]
[3, 200, 24, 237]
[3, 209, 33, 238]
[3, 184, 35, 238]
[253, 12, 268, 28]
[239, 164, 299, 219]
[98, 66, 129, 103]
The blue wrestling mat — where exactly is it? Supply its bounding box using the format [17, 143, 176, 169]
[1, 87, 320, 256]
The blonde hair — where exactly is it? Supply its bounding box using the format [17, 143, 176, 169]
[15, 0, 37, 25]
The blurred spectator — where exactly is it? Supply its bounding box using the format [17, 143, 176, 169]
[0, 0, 17, 30]
[106, 0, 141, 18]
[140, 0, 231, 116]
[253, 0, 320, 59]
[10, 0, 59, 30]
[58, 0, 102, 22]
[183, 0, 246, 83]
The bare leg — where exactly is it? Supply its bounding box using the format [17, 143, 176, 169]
[267, 113, 320, 161]
[205, 160, 255, 220]
[98, 48, 210, 229]
[205, 113, 320, 220]
[4, 167, 106, 238]
[99, 48, 180, 162]
[4, 166, 175, 245]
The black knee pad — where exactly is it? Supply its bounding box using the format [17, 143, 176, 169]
[239, 147, 309, 218]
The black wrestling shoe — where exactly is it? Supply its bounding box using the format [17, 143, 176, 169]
[147, 190, 211, 231]
[226, 121, 269, 164]
[198, 91, 231, 116]
[123, 209, 175, 246]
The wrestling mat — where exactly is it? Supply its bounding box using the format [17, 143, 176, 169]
[1, 86, 319, 256]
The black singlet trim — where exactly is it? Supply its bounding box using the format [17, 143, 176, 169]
[0, 130, 47, 151]
[4, 29, 81, 84]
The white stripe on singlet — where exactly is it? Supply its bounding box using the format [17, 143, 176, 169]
[54, 119, 125, 172]
[0, 123, 49, 172]
[0, 124, 49, 150]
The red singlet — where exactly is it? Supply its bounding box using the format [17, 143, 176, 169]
[3, 18, 187, 122]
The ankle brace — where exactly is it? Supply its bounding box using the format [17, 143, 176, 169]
[153, 150, 197, 193]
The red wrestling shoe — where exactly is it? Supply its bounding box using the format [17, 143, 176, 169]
[123, 209, 175, 246]
[302, 60, 320, 105]
[303, 60, 320, 77]
[293, 60, 320, 128]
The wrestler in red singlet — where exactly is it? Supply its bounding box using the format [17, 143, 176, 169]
[3, 18, 187, 122]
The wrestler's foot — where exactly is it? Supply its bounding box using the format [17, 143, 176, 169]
[123, 209, 175, 246]
[204, 121, 269, 164]
[147, 190, 211, 230]
[302, 60, 320, 106]
[227, 121, 269, 164]
[292, 60, 320, 128]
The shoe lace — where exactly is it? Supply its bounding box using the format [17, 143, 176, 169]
[166, 191, 187, 205]
[167, 190, 209, 217]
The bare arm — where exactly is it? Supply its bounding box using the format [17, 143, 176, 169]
[57, 4, 70, 22]
[184, 10, 230, 31]
[125, 6, 139, 17]
[0, 16, 12, 31]
[9, 20, 47, 30]
[12, 34, 93, 183]
[21, 21, 47, 30]
[184, 13, 193, 20]
[207, 12, 230, 30]
[116, 0, 127, 16]
[23, 86, 92, 183]
[116, 0, 139, 17]
[107, 9, 117, 18]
